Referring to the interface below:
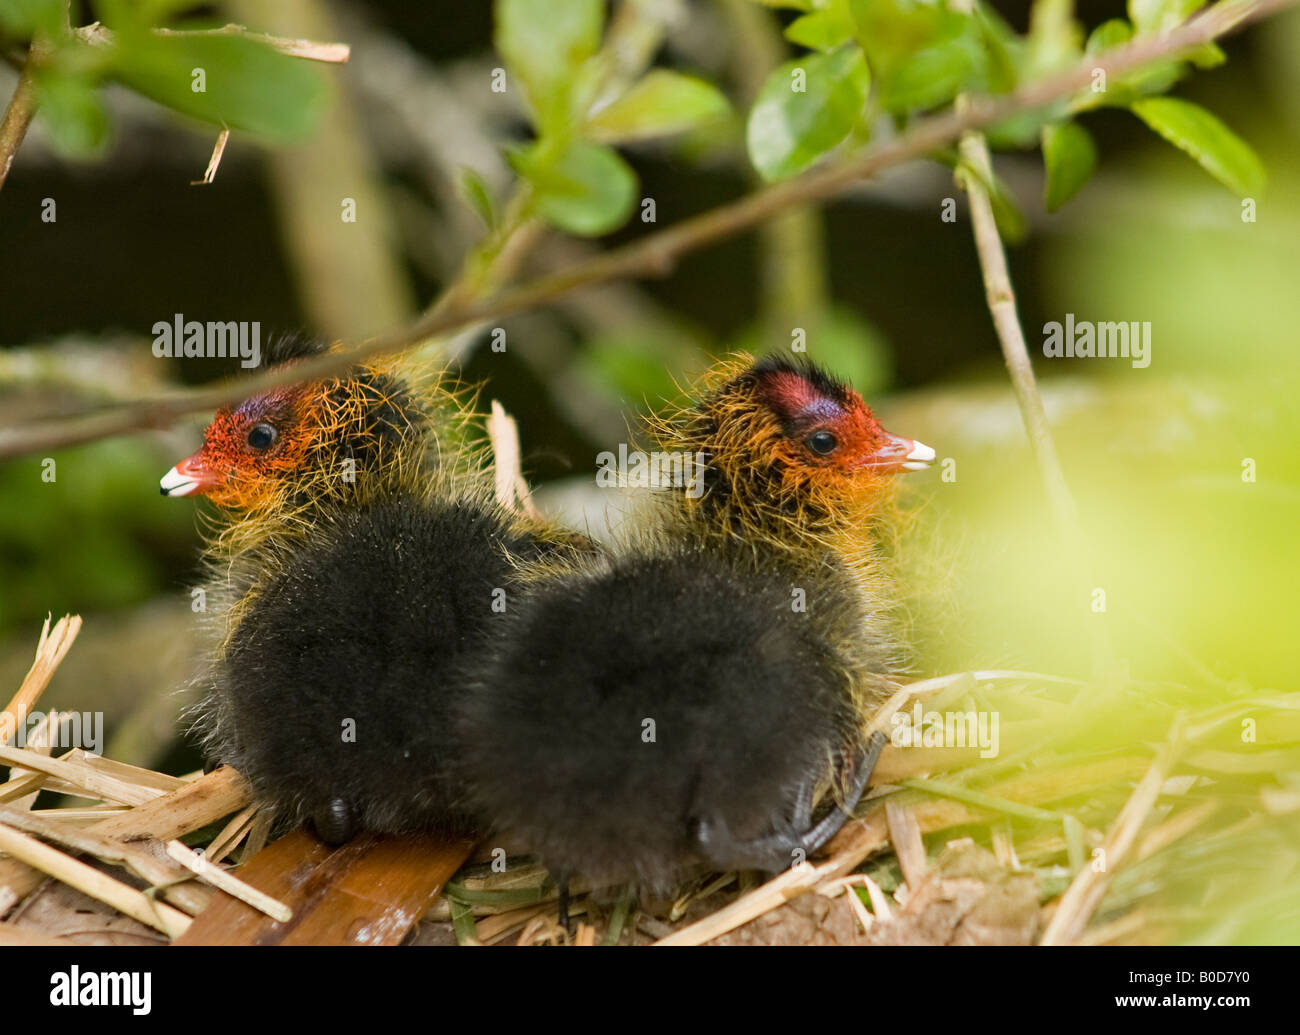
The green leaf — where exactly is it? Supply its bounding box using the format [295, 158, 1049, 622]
[1130, 97, 1266, 197]
[33, 68, 111, 157]
[1085, 18, 1132, 53]
[785, 9, 855, 52]
[456, 167, 498, 229]
[881, 34, 984, 113]
[746, 47, 869, 182]
[985, 98, 1068, 149]
[587, 70, 730, 142]
[1024, 0, 1082, 78]
[1041, 121, 1098, 211]
[1188, 42, 1226, 69]
[1077, 22, 1188, 111]
[986, 169, 1027, 243]
[849, 0, 951, 69]
[747, 0, 813, 9]
[849, 0, 993, 112]
[957, 156, 1027, 243]
[108, 30, 329, 140]
[515, 139, 637, 236]
[973, 5, 1020, 94]
[494, 0, 603, 132]
[0, 0, 63, 37]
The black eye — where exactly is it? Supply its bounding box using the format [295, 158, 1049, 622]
[806, 430, 838, 456]
[247, 423, 278, 451]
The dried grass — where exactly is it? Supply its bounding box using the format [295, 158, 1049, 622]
[1, 613, 1294, 946]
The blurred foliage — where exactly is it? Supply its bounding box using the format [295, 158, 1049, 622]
[741, 0, 1263, 211]
[0, 0, 331, 158]
[0, 438, 195, 630]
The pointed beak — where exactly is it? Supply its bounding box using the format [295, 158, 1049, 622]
[866, 431, 936, 473]
[160, 452, 221, 497]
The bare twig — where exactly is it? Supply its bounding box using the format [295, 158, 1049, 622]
[0, 615, 81, 747]
[190, 126, 230, 186]
[950, 5, 1117, 672]
[956, 126, 1086, 547]
[0, 46, 42, 192]
[486, 400, 541, 520]
[163, 839, 291, 922]
[0, 822, 191, 938]
[0, 0, 1290, 460]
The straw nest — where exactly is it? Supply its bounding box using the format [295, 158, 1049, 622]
[2, 606, 1295, 946]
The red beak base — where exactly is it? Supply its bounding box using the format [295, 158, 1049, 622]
[160, 452, 222, 497]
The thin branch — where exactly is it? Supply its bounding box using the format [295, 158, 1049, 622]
[0, 0, 1290, 460]
[189, 125, 230, 185]
[950, 0, 1116, 671]
[956, 122, 1118, 671]
[0, 47, 42, 193]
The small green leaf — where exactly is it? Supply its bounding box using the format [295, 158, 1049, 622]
[1085, 18, 1132, 53]
[881, 34, 984, 113]
[1188, 41, 1226, 69]
[849, 0, 951, 70]
[986, 170, 1027, 243]
[785, 9, 855, 52]
[1130, 96, 1266, 197]
[958, 157, 1027, 243]
[587, 70, 730, 142]
[494, 0, 603, 132]
[973, 5, 1020, 94]
[985, 98, 1068, 149]
[1025, 0, 1082, 78]
[1125, 59, 1186, 96]
[1041, 121, 1098, 212]
[109, 30, 329, 140]
[456, 167, 498, 229]
[515, 139, 637, 236]
[746, 47, 869, 182]
[33, 68, 111, 157]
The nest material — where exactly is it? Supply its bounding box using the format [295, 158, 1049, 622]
[2, 614, 1296, 946]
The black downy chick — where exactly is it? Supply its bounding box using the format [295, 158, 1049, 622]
[211, 495, 554, 841]
[455, 355, 934, 916]
[165, 338, 578, 844]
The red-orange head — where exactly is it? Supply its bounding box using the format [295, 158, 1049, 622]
[657, 354, 934, 547]
[159, 378, 325, 511]
[749, 356, 934, 480]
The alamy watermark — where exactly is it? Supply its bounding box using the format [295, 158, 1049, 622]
[151, 313, 261, 368]
[890, 701, 999, 759]
[50, 967, 151, 1015]
[0, 706, 103, 755]
[1043, 314, 1151, 369]
[595, 444, 707, 499]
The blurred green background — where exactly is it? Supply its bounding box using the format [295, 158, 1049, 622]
[0, 0, 1296, 943]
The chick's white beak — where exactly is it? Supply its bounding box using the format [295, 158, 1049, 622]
[160, 465, 200, 497]
[901, 439, 936, 471]
[160, 452, 221, 497]
[867, 431, 936, 473]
